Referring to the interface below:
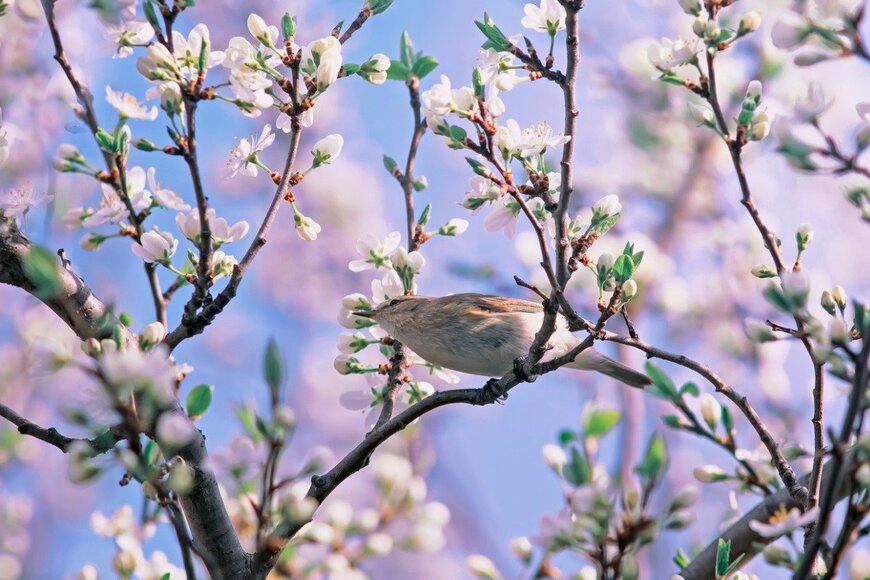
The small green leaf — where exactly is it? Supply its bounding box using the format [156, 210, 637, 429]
[119, 312, 133, 327]
[411, 55, 438, 79]
[720, 405, 733, 434]
[343, 63, 361, 76]
[673, 548, 691, 569]
[715, 538, 731, 578]
[583, 409, 621, 438]
[636, 432, 667, 481]
[386, 59, 408, 81]
[399, 31, 415, 68]
[474, 14, 513, 52]
[417, 204, 432, 227]
[22, 245, 62, 299]
[264, 338, 284, 395]
[383, 155, 399, 174]
[612, 254, 635, 283]
[662, 414, 682, 429]
[143, 440, 159, 466]
[763, 285, 793, 313]
[644, 362, 679, 401]
[368, 0, 394, 14]
[679, 382, 700, 397]
[186, 384, 213, 420]
[564, 447, 590, 485]
[558, 429, 577, 445]
[235, 406, 262, 443]
[281, 13, 296, 40]
[143, 1, 161, 30]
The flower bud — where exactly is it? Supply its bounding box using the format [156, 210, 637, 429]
[678, 0, 701, 16]
[166, 462, 195, 495]
[333, 354, 357, 375]
[693, 464, 728, 482]
[795, 223, 813, 253]
[739, 11, 762, 34]
[622, 279, 638, 300]
[509, 536, 532, 563]
[247, 13, 275, 48]
[751, 264, 777, 278]
[273, 405, 296, 429]
[744, 318, 776, 343]
[113, 551, 137, 575]
[821, 290, 836, 315]
[781, 271, 810, 309]
[541, 444, 567, 473]
[688, 102, 715, 126]
[311, 134, 344, 166]
[140, 321, 166, 348]
[670, 485, 699, 510]
[832, 285, 847, 310]
[467, 555, 500, 579]
[365, 532, 394, 556]
[699, 393, 721, 430]
[81, 338, 101, 357]
[830, 318, 850, 344]
[746, 80, 762, 101]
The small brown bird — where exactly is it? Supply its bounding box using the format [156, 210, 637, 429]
[355, 293, 650, 389]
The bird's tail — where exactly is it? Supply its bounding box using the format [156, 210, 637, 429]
[565, 350, 651, 389]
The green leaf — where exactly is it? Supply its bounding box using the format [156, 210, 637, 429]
[143, 1, 161, 30]
[386, 59, 408, 81]
[474, 14, 512, 52]
[399, 31, 415, 69]
[281, 13, 296, 39]
[720, 404, 733, 434]
[662, 414, 682, 429]
[383, 155, 399, 174]
[763, 285, 793, 313]
[411, 55, 439, 79]
[344, 63, 361, 76]
[644, 362, 679, 401]
[583, 409, 621, 438]
[368, 0, 394, 14]
[558, 429, 577, 445]
[264, 338, 284, 395]
[679, 382, 699, 397]
[235, 406, 262, 442]
[417, 204, 432, 227]
[23, 245, 62, 299]
[449, 125, 468, 144]
[636, 432, 667, 481]
[715, 538, 731, 578]
[143, 440, 159, 466]
[673, 548, 691, 569]
[119, 312, 132, 327]
[588, 213, 619, 237]
[186, 384, 213, 420]
[612, 254, 635, 283]
[564, 447, 590, 485]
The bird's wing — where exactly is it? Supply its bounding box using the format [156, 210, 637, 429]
[438, 293, 544, 316]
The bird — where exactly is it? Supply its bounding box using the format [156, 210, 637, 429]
[353, 293, 650, 389]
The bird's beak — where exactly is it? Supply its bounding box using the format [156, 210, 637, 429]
[352, 310, 374, 318]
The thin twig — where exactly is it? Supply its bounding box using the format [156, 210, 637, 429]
[0, 403, 123, 454]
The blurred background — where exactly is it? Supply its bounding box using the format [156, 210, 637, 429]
[0, 0, 868, 577]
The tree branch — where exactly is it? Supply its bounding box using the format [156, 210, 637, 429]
[0, 402, 123, 454]
[678, 451, 855, 579]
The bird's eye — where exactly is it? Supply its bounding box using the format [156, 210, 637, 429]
[389, 298, 401, 307]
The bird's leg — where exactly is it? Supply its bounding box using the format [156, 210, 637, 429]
[512, 355, 538, 384]
[481, 378, 508, 404]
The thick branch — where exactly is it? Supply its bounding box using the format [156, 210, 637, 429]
[679, 451, 854, 579]
[0, 215, 249, 579]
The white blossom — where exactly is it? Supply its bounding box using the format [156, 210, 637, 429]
[226, 124, 275, 177]
[521, 0, 566, 34]
[311, 134, 344, 166]
[0, 184, 52, 220]
[172, 23, 224, 75]
[106, 86, 157, 120]
[105, 21, 154, 59]
[294, 212, 321, 241]
[156, 412, 197, 448]
[467, 554, 501, 579]
[541, 444, 567, 471]
[349, 231, 402, 272]
[648, 37, 701, 71]
[372, 270, 406, 303]
[147, 167, 190, 211]
[131, 227, 178, 264]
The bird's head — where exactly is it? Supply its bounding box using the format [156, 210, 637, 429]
[354, 295, 430, 329]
